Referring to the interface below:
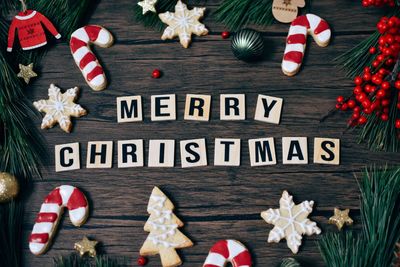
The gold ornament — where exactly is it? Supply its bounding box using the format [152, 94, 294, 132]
[0, 172, 19, 203]
[328, 208, 353, 230]
[74, 236, 98, 257]
[17, 63, 38, 84]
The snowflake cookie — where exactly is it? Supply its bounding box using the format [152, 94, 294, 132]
[33, 84, 87, 133]
[159, 0, 208, 48]
[260, 190, 321, 254]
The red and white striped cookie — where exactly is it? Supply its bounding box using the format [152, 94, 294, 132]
[29, 185, 89, 255]
[282, 14, 331, 76]
[70, 25, 114, 91]
[203, 239, 252, 267]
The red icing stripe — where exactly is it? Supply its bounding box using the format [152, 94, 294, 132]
[314, 20, 330, 35]
[44, 188, 62, 205]
[67, 188, 88, 210]
[284, 51, 303, 64]
[79, 52, 97, 69]
[287, 34, 306, 45]
[86, 66, 104, 82]
[291, 15, 310, 28]
[233, 250, 252, 266]
[29, 233, 49, 243]
[70, 37, 87, 53]
[210, 240, 229, 259]
[35, 212, 58, 223]
[85, 25, 101, 42]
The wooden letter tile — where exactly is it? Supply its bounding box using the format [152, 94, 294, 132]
[184, 94, 211, 121]
[86, 141, 113, 168]
[254, 94, 283, 124]
[180, 138, 207, 168]
[55, 142, 80, 172]
[220, 94, 246, 120]
[248, 138, 276, 166]
[282, 137, 308, 164]
[118, 140, 144, 168]
[117, 96, 143, 123]
[214, 138, 241, 166]
[313, 138, 340, 165]
[151, 94, 176, 121]
[148, 140, 175, 167]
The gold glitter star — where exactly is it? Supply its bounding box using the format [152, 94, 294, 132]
[74, 236, 98, 257]
[328, 208, 353, 230]
[138, 0, 157, 14]
[17, 63, 37, 84]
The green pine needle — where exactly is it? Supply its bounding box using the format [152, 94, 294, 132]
[54, 254, 126, 267]
[318, 166, 400, 267]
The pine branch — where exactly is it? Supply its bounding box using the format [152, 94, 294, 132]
[318, 166, 400, 267]
[214, 0, 274, 31]
[280, 258, 301, 267]
[54, 254, 127, 267]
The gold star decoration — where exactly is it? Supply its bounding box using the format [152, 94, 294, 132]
[158, 1, 208, 48]
[33, 84, 87, 133]
[328, 208, 353, 230]
[138, 0, 157, 14]
[74, 236, 98, 257]
[17, 63, 37, 84]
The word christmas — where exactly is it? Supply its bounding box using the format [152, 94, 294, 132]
[54, 137, 340, 171]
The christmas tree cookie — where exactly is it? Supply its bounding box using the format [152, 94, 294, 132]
[140, 187, 193, 267]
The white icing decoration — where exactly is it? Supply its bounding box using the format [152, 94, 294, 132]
[137, 0, 158, 14]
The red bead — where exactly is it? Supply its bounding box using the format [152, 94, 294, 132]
[358, 116, 367, 125]
[381, 113, 389, 121]
[347, 100, 356, 108]
[381, 99, 390, 107]
[138, 256, 148, 266]
[381, 81, 391, 90]
[369, 47, 377, 54]
[221, 31, 230, 39]
[354, 76, 363, 85]
[376, 89, 386, 98]
[152, 69, 161, 78]
[395, 80, 400, 89]
[341, 103, 348, 111]
[353, 86, 363, 95]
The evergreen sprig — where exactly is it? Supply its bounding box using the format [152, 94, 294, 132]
[54, 254, 126, 267]
[280, 258, 301, 267]
[318, 166, 400, 267]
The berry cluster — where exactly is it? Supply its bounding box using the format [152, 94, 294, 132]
[336, 16, 400, 129]
[362, 0, 396, 7]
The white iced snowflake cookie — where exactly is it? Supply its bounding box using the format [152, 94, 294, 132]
[159, 1, 208, 48]
[260, 190, 321, 254]
[33, 84, 87, 133]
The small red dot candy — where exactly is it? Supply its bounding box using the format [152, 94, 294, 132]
[221, 31, 230, 39]
[152, 69, 161, 78]
[138, 256, 148, 266]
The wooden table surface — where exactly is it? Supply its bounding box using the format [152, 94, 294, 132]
[23, 1, 400, 266]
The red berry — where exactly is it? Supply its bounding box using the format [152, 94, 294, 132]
[381, 113, 389, 121]
[347, 100, 356, 108]
[354, 76, 363, 85]
[369, 47, 377, 54]
[396, 119, 400, 129]
[138, 256, 148, 266]
[376, 89, 386, 98]
[335, 103, 341, 109]
[381, 81, 391, 90]
[358, 116, 367, 125]
[395, 80, 400, 89]
[381, 99, 390, 107]
[221, 31, 230, 39]
[152, 69, 161, 78]
[337, 96, 344, 103]
[341, 103, 349, 111]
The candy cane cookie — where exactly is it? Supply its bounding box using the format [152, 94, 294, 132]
[282, 14, 331, 76]
[203, 240, 252, 267]
[29, 185, 89, 255]
[70, 25, 114, 91]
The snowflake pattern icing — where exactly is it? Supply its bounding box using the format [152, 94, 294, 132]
[159, 1, 208, 48]
[33, 84, 87, 133]
[261, 190, 321, 254]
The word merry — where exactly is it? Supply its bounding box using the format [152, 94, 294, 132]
[55, 137, 340, 171]
[117, 94, 283, 124]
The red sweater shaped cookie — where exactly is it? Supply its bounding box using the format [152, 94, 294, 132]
[7, 10, 61, 52]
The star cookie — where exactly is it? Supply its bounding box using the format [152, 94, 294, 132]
[138, 0, 157, 14]
[328, 208, 353, 230]
[33, 84, 87, 133]
[74, 236, 98, 257]
[261, 190, 321, 254]
[17, 63, 37, 84]
[159, 0, 208, 48]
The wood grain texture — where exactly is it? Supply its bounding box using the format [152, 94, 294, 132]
[23, 1, 399, 266]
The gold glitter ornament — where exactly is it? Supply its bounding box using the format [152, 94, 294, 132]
[74, 236, 98, 257]
[17, 63, 38, 84]
[0, 172, 19, 203]
[328, 208, 353, 230]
